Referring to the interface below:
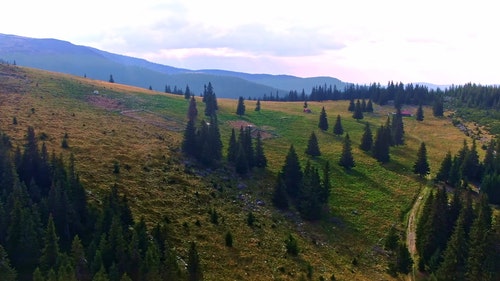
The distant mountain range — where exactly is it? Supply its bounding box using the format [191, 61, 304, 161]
[0, 33, 348, 99]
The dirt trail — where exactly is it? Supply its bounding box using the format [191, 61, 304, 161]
[406, 185, 429, 281]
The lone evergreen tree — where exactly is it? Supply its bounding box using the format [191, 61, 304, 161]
[318, 107, 329, 131]
[391, 108, 405, 145]
[333, 114, 344, 136]
[109, 74, 115, 83]
[413, 142, 430, 177]
[348, 99, 355, 111]
[305, 131, 321, 157]
[184, 85, 192, 99]
[255, 99, 261, 112]
[359, 122, 373, 152]
[339, 133, 355, 170]
[203, 82, 218, 117]
[236, 96, 246, 116]
[416, 103, 424, 121]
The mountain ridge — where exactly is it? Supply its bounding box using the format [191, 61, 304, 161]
[0, 33, 349, 98]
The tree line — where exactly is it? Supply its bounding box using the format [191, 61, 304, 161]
[0, 128, 202, 281]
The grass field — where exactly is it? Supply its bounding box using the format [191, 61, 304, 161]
[0, 64, 481, 280]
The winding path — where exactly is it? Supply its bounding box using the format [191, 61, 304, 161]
[405, 185, 430, 281]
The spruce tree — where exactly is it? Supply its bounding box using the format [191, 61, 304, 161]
[460, 139, 480, 181]
[203, 82, 218, 117]
[281, 145, 303, 199]
[187, 96, 198, 122]
[255, 99, 261, 112]
[226, 128, 237, 163]
[391, 108, 405, 145]
[320, 161, 331, 204]
[333, 115, 344, 136]
[416, 103, 424, 121]
[0, 245, 16, 281]
[366, 99, 374, 112]
[436, 211, 468, 280]
[187, 242, 202, 281]
[372, 125, 390, 163]
[182, 119, 198, 157]
[40, 214, 61, 273]
[254, 131, 267, 168]
[236, 96, 245, 116]
[235, 143, 248, 175]
[359, 122, 373, 152]
[352, 100, 364, 120]
[413, 142, 430, 177]
[432, 97, 444, 117]
[339, 133, 355, 170]
[184, 85, 191, 99]
[298, 162, 323, 220]
[347, 99, 355, 111]
[305, 131, 321, 157]
[318, 107, 329, 131]
[435, 151, 452, 183]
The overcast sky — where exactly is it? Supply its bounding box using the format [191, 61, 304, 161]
[2, 0, 498, 84]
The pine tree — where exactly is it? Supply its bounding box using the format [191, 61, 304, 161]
[285, 234, 299, 256]
[461, 139, 481, 181]
[305, 131, 321, 157]
[280, 145, 303, 199]
[436, 211, 468, 280]
[413, 142, 430, 177]
[482, 140, 496, 174]
[391, 108, 405, 145]
[352, 100, 364, 120]
[372, 125, 390, 163]
[320, 161, 331, 204]
[391, 242, 413, 275]
[432, 97, 444, 117]
[435, 151, 452, 183]
[40, 214, 61, 272]
[298, 162, 323, 220]
[182, 119, 198, 157]
[359, 122, 373, 152]
[236, 96, 246, 116]
[318, 107, 329, 131]
[109, 75, 114, 83]
[347, 99, 355, 111]
[226, 128, 237, 163]
[187, 96, 198, 122]
[203, 82, 218, 117]
[333, 115, 344, 136]
[184, 85, 191, 99]
[235, 143, 248, 175]
[0, 244, 16, 281]
[187, 242, 203, 281]
[339, 133, 355, 170]
[254, 131, 267, 168]
[366, 99, 374, 112]
[255, 99, 261, 112]
[416, 103, 424, 121]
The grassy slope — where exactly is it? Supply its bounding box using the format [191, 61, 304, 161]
[0, 64, 477, 280]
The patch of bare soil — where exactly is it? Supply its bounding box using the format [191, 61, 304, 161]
[227, 120, 276, 139]
[86, 95, 126, 111]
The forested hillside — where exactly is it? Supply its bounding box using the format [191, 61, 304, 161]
[0, 63, 499, 281]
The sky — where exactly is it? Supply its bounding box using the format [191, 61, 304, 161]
[2, 0, 499, 85]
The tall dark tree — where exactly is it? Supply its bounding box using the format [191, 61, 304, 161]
[333, 115, 344, 136]
[203, 82, 218, 117]
[318, 107, 329, 131]
[347, 99, 355, 112]
[435, 151, 452, 183]
[39, 214, 60, 273]
[305, 131, 321, 157]
[482, 140, 496, 174]
[254, 131, 267, 168]
[109, 75, 114, 83]
[181, 119, 197, 157]
[391, 108, 405, 145]
[359, 122, 373, 152]
[432, 97, 444, 117]
[187, 242, 202, 281]
[339, 133, 355, 170]
[372, 125, 390, 163]
[298, 162, 323, 220]
[235, 143, 249, 175]
[0, 245, 16, 281]
[280, 145, 303, 199]
[413, 142, 430, 177]
[366, 99, 374, 112]
[255, 99, 261, 112]
[184, 85, 192, 99]
[187, 96, 198, 122]
[436, 211, 468, 280]
[416, 103, 424, 121]
[352, 100, 364, 120]
[460, 139, 481, 182]
[320, 161, 331, 204]
[236, 96, 246, 116]
[226, 128, 237, 163]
